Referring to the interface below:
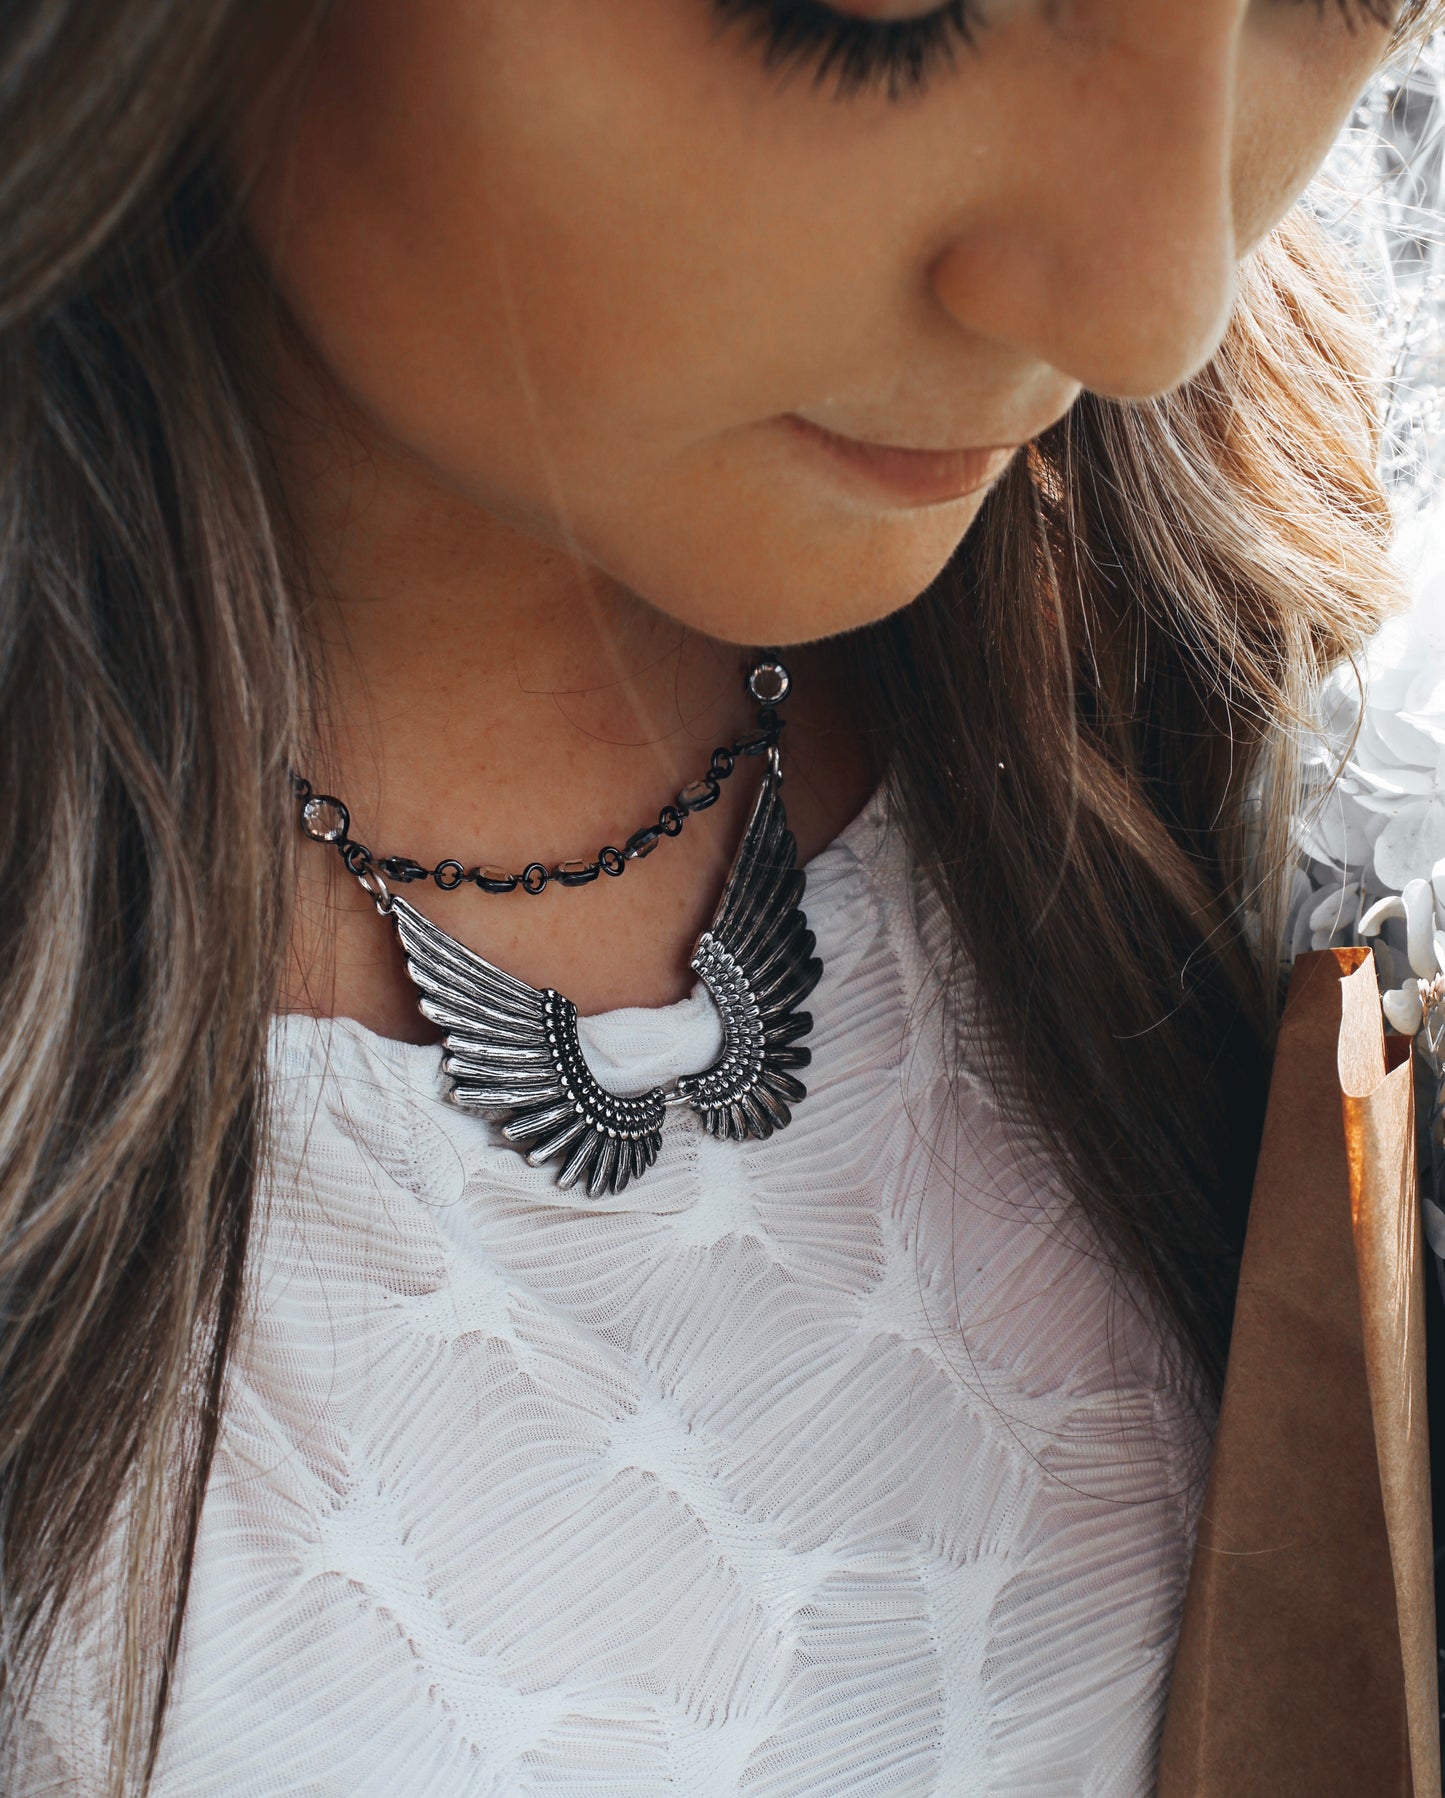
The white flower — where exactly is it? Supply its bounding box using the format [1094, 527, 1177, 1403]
[1356, 876, 1445, 1033]
[1295, 505, 1445, 973]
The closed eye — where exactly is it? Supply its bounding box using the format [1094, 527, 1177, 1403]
[711, 0, 1408, 104]
[709, 0, 988, 102]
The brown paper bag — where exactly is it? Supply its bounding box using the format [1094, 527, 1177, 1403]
[1158, 948, 1439, 1795]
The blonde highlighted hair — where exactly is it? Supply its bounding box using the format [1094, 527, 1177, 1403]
[0, 1, 1434, 1787]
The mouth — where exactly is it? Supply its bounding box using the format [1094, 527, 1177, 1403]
[781, 414, 1021, 509]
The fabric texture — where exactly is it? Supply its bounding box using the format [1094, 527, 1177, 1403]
[19, 793, 1207, 1796]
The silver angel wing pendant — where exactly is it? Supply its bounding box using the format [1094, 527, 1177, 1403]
[389, 756, 820, 1196]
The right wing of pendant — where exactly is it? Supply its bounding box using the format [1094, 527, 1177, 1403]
[389, 895, 665, 1198]
[675, 770, 822, 1142]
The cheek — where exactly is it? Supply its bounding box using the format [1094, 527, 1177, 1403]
[245, 1, 865, 489]
[245, 2, 667, 511]
[1232, 27, 1386, 254]
[239, 0, 995, 642]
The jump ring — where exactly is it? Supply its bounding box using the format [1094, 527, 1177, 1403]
[353, 863, 393, 915]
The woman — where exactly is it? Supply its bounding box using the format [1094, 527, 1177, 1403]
[0, 1, 1431, 1792]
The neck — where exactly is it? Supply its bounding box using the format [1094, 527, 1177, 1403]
[271, 356, 875, 1037]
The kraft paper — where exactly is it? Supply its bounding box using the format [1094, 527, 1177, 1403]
[1158, 948, 1438, 1796]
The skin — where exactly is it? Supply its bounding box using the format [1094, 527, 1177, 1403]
[238, 0, 1400, 1033]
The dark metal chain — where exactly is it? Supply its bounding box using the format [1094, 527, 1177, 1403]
[292, 655, 792, 899]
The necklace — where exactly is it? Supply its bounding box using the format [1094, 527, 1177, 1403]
[293, 656, 822, 1198]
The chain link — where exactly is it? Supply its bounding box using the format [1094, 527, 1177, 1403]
[293, 654, 789, 897]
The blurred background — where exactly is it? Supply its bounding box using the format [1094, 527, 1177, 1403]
[1327, 32, 1445, 508]
[1288, 35, 1445, 979]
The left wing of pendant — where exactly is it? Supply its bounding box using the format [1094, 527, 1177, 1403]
[389, 896, 665, 1197]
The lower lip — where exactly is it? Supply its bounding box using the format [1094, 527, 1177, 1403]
[783, 415, 1018, 508]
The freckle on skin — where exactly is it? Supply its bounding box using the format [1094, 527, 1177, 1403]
[257, 0, 1391, 1026]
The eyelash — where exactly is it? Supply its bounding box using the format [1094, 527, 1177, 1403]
[710, 0, 987, 102]
[711, 0, 1403, 104]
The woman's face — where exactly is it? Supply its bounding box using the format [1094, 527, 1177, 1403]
[243, 0, 1402, 646]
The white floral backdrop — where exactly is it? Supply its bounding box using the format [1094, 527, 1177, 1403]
[1292, 32, 1445, 1273]
[1293, 36, 1445, 965]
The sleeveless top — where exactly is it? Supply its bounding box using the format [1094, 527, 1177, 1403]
[16, 793, 1208, 1796]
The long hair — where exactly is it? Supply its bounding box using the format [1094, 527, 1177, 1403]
[0, 1, 1432, 1788]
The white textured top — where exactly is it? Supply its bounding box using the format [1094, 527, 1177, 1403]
[19, 794, 1207, 1796]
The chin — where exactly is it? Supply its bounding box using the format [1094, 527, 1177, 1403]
[593, 490, 986, 649]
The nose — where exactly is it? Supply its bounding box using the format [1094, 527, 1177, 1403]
[929, 1, 1241, 400]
